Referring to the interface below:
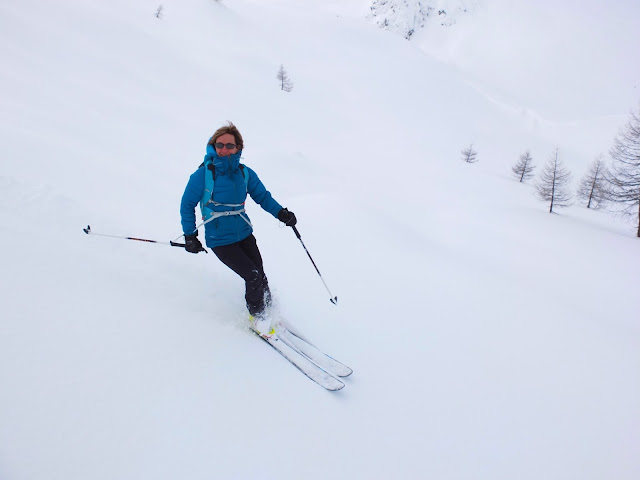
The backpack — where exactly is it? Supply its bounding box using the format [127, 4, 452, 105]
[198, 160, 251, 227]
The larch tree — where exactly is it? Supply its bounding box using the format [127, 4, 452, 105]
[535, 148, 573, 213]
[512, 150, 535, 182]
[576, 155, 609, 209]
[606, 107, 640, 237]
[461, 144, 478, 163]
[276, 64, 294, 92]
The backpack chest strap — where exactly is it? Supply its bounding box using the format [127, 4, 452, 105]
[199, 208, 253, 229]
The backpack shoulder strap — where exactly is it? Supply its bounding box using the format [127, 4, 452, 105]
[239, 164, 249, 188]
[200, 162, 249, 211]
[200, 159, 215, 209]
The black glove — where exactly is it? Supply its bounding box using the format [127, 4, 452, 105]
[277, 208, 297, 227]
[184, 233, 204, 253]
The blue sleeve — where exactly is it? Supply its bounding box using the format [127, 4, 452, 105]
[245, 166, 283, 218]
[180, 167, 205, 236]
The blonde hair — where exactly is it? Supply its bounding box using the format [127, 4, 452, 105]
[208, 122, 244, 150]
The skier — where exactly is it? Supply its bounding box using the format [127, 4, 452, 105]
[179, 122, 297, 336]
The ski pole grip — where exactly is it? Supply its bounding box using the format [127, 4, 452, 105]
[171, 240, 208, 253]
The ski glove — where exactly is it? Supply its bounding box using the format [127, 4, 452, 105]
[277, 208, 297, 227]
[184, 233, 204, 254]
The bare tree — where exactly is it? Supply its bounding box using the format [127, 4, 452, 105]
[535, 148, 573, 213]
[461, 144, 478, 163]
[155, 5, 164, 19]
[576, 155, 609, 209]
[276, 65, 294, 92]
[512, 150, 535, 182]
[606, 107, 640, 237]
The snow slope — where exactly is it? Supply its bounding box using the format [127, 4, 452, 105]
[368, 0, 640, 158]
[1, 1, 639, 479]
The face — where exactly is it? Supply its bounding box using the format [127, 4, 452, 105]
[214, 133, 239, 157]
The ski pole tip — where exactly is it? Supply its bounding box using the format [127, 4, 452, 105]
[330, 296, 338, 305]
[83, 225, 91, 234]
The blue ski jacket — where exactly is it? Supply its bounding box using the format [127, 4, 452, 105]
[180, 145, 283, 248]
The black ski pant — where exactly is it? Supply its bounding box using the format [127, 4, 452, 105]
[212, 234, 271, 316]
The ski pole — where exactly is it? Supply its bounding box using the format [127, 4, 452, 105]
[83, 225, 206, 252]
[291, 226, 337, 305]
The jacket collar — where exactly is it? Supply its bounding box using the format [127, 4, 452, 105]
[205, 144, 242, 175]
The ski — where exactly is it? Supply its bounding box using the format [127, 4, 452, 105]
[253, 330, 344, 391]
[275, 325, 353, 378]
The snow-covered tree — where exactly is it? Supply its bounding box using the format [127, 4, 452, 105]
[461, 144, 478, 163]
[367, 0, 475, 39]
[535, 148, 573, 213]
[606, 107, 640, 237]
[155, 5, 163, 19]
[576, 155, 609, 209]
[512, 150, 535, 182]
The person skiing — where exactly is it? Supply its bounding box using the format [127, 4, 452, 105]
[179, 122, 297, 336]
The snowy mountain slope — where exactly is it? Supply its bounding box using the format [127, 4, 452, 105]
[366, 0, 640, 147]
[368, 0, 478, 38]
[1, 1, 639, 479]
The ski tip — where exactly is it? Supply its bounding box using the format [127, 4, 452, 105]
[328, 383, 345, 392]
[324, 377, 345, 391]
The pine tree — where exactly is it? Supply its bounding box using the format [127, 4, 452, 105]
[576, 155, 609, 209]
[276, 65, 294, 92]
[606, 107, 640, 237]
[535, 148, 573, 213]
[461, 144, 478, 163]
[512, 150, 535, 182]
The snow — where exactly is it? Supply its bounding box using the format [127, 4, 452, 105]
[1, 0, 639, 479]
